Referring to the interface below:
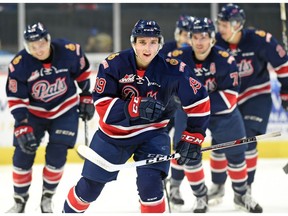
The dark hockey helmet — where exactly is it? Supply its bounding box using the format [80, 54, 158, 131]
[217, 3, 246, 26]
[24, 22, 50, 42]
[176, 15, 195, 32]
[130, 19, 164, 47]
[189, 17, 216, 39]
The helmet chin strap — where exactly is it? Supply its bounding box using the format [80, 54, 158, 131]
[227, 24, 243, 43]
[194, 38, 215, 60]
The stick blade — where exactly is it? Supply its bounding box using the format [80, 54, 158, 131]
[256, 131, 281, 140]
[283, 163, 288, 174]
[77, 145, 116, 172]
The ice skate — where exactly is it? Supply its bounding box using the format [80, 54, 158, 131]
[40, 190, 55, 213]
[193, 195, 208, 213]
[207, 183, 225, 205]
[169, 185, 185, 206]
[6, 194, 29, 213]
[234, 192, 263, 213]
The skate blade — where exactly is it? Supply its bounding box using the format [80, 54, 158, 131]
[170, 203, 186, 212]
[208, 197, 223, 206]
[234, 203, 249, 212]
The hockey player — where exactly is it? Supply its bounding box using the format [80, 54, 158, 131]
[159, 14, 195, 57]
[63, 19, 211, 213]
[209, 3, 288, 211]
[169, 17, 262, 213]
[5, 22, 95, 213]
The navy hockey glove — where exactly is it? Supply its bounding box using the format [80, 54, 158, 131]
[280, 92, 288, 111]
[79, 91, 95, 121]
[126, 96, 165, 122]
[14, 123, 38, 155]
[176, 131, 204, 165]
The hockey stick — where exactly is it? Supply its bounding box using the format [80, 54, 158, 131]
[77, 131, 281, 172]
[77, 118, 89, 160]
[84, 118, 89, 146]
[280, 3, 288, 52]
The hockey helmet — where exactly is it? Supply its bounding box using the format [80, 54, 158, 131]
[130, 19, 164, 46]
[217, 3, 246, 26]
[174, 15, 195, 41]
[176, 15, 195, 32]
[189, 17, 216, 39]
[24, 22, 50, 42]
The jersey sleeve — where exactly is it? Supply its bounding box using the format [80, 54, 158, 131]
[93, 59, 131, 128]
[209, 53, 240, 114]
[69, 43, 92, 92]
[177, 63, 211, 135]
[257, 30, 288, 91]
[6, 57, 30, 123]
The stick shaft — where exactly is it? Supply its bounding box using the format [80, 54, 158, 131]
[84, 119, 89, 146]
[78, 131, 281, 172]
[280, 3, 288, 51]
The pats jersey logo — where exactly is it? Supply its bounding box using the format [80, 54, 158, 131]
[31, 77, 68, 102]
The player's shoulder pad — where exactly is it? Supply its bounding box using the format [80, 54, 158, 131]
[217, 49, 230, 58]
[165, 57, 180, 66]
[106, 52, 120, 61]
[214, 46, 235, 65]
[254, 29, 267, 38]
[165, 57, 187, 73]
[248, 28, 275, 44]
[9, 49, 27, 71]
[170, 49, 184, 58]
[53, 39, 81, 54]
[100, 52, 121, 71]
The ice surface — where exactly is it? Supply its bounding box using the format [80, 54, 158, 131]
[0, 158, 287, 215]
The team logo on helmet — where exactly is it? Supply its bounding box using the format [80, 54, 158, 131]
[130, 19, 164, 47]
[217, 3, 246, 26]
[190, 17, 215, 38]
[24, 22, 49, 42]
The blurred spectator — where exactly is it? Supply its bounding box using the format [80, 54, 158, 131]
[85, 28, 113, 53]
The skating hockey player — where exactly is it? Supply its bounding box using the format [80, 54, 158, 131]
[168, 17, 263, 213]
[5, 22, 95, 213]
[63, 19, 210, 213]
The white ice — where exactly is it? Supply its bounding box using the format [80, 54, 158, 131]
[0, 158, 288, 215]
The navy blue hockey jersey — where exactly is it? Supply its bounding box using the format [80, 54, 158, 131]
[159, 41, 178, 57]
[170, 46, 240, 115]
[6, 39, 91, 122]
[216, 29, 288, 105]
[93, 49, 211, 144]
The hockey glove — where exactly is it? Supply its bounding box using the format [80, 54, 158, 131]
[126, 96, 165, 122]
[175, 131, 204, 165]
[280, 92, 288, 111]
[79, 91, 95, 121]
[14, 123, 38, 155]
